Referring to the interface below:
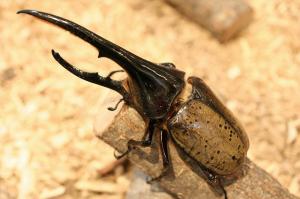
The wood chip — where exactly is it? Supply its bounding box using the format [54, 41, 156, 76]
[40, 186, 66, 199]
[74, 180, 119, 193]
[287, 119, 300, 144]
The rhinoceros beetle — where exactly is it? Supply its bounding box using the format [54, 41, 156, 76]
[18, 10, 249, 199]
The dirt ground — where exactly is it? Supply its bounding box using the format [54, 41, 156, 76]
[1, 0, 300, 198]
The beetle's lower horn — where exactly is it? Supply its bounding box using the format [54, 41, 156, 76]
[51, 49, 130, 101]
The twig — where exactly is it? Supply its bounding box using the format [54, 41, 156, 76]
[94, 105, 298, 199]
[164, 0, 253, 42]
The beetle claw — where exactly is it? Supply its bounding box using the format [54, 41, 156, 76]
[107, 70, 124, 78]
[222, 187, 228, 199]
[113, 150, 129, 159]
[107, 98, 124, 111]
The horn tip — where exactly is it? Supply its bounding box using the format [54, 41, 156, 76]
[17, 9, 37, 15]
[51, 49, 60, 58]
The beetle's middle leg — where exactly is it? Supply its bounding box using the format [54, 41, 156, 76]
[114, 120, 156, 159]
[147, 128, 170, 182]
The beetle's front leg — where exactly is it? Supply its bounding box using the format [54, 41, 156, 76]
[114, 120, 156, 159]
[106, 70, 124, 78]
[107, 98, 124, 111]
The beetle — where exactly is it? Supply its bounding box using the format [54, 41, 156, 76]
[18, 10, 249, 199]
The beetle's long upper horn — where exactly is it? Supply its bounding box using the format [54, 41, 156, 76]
[18, 10, 185, 119]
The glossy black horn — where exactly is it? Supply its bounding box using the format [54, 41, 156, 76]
[18, 10, 185, 119]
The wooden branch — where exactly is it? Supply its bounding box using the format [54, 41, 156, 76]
[125, 169, 173, 199]
[94, 105, 298, 199]
[164, 0, 254, 42]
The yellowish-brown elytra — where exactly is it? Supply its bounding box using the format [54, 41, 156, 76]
[18, 10, 249, 199]
[168, 77, 249, 176]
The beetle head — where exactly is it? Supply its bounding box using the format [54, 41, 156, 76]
[18, 10, 185, 119]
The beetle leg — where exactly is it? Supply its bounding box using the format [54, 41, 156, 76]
[106, 70, 124, 78]
[51, 50, 130, 103]
[130, 119, 156, 146]
[105, 70, 125, 111]
[222, 186, 228, 199]
[107, 98, 124, 111]
[114, 120, 156, 159]
[147, 128, 170, 182]
[201, 167, 228, 199]
[160, 129, 170, 170]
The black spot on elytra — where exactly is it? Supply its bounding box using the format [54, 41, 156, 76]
[211, 156, 214, 160]
[224, 126, 227, 130]
[232, 156, 236, 160]
[207, 120, 210, 124]
[230, 134, 232, 137]
[219, 124, 222, 128]
[229, 138, 232, 141]
[205, 145, 207, 148]
[217, 150, 220, 154]
[182, 130, 188, 136]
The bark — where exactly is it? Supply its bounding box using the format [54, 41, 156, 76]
[94, 105, 298, 199]
[164, 0, 254, 42]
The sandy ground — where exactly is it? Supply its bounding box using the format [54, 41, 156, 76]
[1, 0, 300, 198]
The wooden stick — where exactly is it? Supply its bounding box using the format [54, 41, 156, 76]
[125, 169, 173, 199]
[94, 105, 298, 199]
[164, 0, 254, 42]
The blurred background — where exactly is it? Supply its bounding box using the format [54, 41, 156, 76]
[1, 0, 300, 198]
